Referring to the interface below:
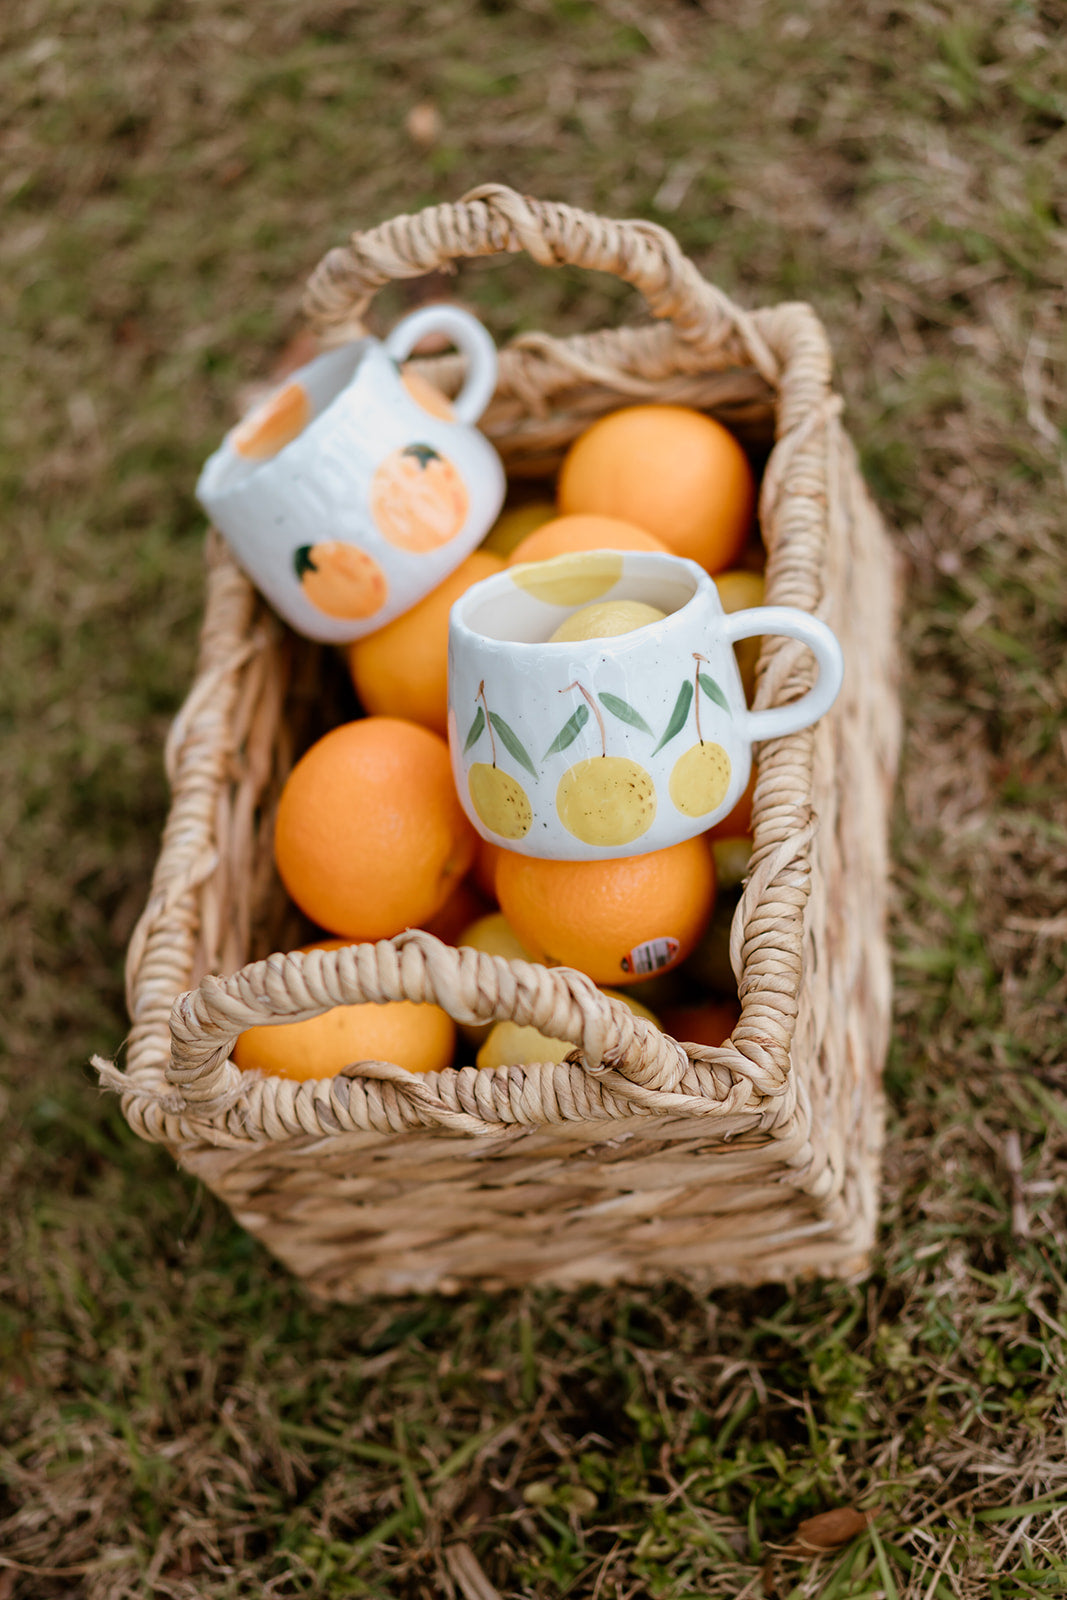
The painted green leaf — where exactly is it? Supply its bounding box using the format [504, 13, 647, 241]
[654, 679, 693, 753]
[544, 703, 590, 757]
[599, 692, 653, 736]
[697, 672, 731, 714]
[489, 712, 537, 777]
[463, 705, 486, 753]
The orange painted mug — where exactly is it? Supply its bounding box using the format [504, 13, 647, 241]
[196, 306, 506, 643]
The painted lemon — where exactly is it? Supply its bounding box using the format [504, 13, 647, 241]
[370, 443, 469, 552]
[669, 741, 732, 818]
[548, 600, 666, 643]
[556, 756, 656, 847]
[469, 764, 532, 840]
[232, 381, 311, 461]
[294, 542, 388, 621]
[510, 551, 623, 607]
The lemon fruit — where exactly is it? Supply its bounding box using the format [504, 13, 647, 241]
[457, 911, 541, 1046]
[482, 502, 557, 556]
[556, 755, 656, 847]
[548, 600, 666, 644]
[669, 741, 732, 819]
[715, 569, 765, 703]
[468, 764, 533, 840]
[476, 988, 659, 1070]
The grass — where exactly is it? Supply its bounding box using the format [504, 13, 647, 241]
[2, 0, 1066, 1594]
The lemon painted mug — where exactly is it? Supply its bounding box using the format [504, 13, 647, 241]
[196, 305, 506, 643]
[447, 550, 844, 861]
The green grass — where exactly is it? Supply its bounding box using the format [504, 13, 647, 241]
[2, 0, 1066, 1594]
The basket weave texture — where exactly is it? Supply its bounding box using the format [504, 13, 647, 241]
[96, 186, 901, 1299]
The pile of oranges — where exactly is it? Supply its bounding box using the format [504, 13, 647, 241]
[237, 403, 765, 1080]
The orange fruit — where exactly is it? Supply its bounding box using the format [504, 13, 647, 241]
[294, 542, 389, 621]
[370, 443, 469, 551]
[232, 943, 455, 1079]
[506, 514, 669, 567]
[659, 999, 740, 1049]
[422, 875, 492, 945]
[557, 405, 755, 574]
[472, 837, 504, 902]
[347, 551, 503, 737]
[232, 380, 311, 461]
[496, 837, 715, 987]
[274, 718, 477, 941]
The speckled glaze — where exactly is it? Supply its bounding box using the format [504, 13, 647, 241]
[448, 551, 844, 860]
[196, 306, 505, 644]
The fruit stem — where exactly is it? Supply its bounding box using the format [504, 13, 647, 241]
[478, 680, 497, 766]
[693, 653, 706, 745]
[563, 680, 605, 758]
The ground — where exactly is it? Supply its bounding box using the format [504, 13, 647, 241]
[2, 1, 1066, 1596]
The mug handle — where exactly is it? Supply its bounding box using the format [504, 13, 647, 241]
[723, 606, 844, 742]
[384, 305, 498, 425]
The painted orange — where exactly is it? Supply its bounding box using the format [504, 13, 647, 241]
[294, 542, 388, 621]
[371, 444, 469, 552]
[232, 381, 311, 461]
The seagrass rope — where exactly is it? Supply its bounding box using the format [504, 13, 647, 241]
[100, 186, 853, 1161]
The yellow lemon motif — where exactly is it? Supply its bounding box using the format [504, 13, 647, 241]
[556, 756, 656, 847]
[510, 551, 623, 607]
[469, 763, 532, 839]
[669, 742, 732, 818]
[548, 600, 666, 643]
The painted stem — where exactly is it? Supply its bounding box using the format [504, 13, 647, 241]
[563, 680, 606, 758]
[478, 680, 497, 767]
[693, 652, 707, 745]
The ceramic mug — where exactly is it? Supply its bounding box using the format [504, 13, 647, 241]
[196, 305, 506, 644]
[448, 549, 844, 861]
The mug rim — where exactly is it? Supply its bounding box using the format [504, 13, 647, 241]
[451, 550, 716, 652]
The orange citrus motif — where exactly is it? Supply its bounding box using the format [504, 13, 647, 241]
[370, 443, 469, 552]
[294, 542, 388, 621]
[401, 371, 456, 421]
[232, 380, 312, 461]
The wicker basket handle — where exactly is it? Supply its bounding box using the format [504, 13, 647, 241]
[303, 183, 778, 381]
[166, 931, 689, 1108]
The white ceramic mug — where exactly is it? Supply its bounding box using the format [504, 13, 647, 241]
[448, 550, 843, 860]
[196, 306, 506, 643]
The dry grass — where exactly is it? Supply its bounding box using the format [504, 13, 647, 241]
[2, 0, 1066, 1595]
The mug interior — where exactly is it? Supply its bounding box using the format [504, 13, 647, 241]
[461, 556, 701, 645]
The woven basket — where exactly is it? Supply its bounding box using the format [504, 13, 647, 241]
[96, 185, 900, 1299]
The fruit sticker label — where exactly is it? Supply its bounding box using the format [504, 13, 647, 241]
[621, 937, 680, 977]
